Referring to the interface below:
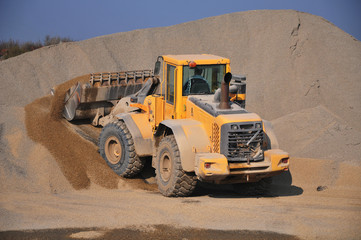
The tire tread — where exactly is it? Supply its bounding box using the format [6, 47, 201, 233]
[99, 121, 144, 178]
[155, 135, 197, 197]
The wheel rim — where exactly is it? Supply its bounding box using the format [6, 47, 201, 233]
[105, 136, 122, 164]
[160, 152, 172, 182]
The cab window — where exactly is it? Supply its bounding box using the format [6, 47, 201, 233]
[183, 64, 225, 95]
[166, 64, 176, 104]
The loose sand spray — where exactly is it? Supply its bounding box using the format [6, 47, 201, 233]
[24, 75, 156, 191]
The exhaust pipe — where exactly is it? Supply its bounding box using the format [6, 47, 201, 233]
[218, 72, 232, 109]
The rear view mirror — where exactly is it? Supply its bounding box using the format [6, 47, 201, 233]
[154, 61, 160, 76]
[154, 56, 162, 76]
[224, 72, 232, 84]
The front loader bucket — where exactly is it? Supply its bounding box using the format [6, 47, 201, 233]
[63, 82, 82, 121]
[63, 70, 153, 121]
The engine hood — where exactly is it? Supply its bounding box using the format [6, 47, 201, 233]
[215, 112, 262, 126]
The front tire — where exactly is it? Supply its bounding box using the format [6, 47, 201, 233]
[155, 135, 197, 197]
[99, 121, 144, 177]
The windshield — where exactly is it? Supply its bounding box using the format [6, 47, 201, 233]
[183, 64, 226, 96]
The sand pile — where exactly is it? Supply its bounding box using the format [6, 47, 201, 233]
[23, 75, 156, 193]
[0, 10, 360, 194]
[25, 95, 119, 190]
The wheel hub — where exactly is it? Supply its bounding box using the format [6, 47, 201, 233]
[160, 152, 172, 182]
[105, 136, 122, 164]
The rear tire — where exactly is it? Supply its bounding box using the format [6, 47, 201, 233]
[99, 121, 144, 177]
[155, 135, 197, 197]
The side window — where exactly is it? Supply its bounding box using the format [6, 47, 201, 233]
[166, 64, 176, 104]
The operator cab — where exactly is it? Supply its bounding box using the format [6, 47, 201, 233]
[153, 54, 232, 119]
[154, 54, 228, 97]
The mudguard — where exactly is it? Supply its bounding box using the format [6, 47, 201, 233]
[263, 120, 279, 149]
[115, 113, 153, 156]
[154, 119, 211, 172]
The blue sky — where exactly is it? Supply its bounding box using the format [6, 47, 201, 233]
[1, 0, 360, 42]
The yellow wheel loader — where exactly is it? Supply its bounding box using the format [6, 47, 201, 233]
[63, 54, 289, 197]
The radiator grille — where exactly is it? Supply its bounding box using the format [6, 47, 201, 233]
[220, 122, 264, 162]
[227, 130, 263, 160]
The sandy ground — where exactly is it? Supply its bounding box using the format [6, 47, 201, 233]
[0, 159, 360, 239]
[1, 9, 361, 240]
[0, 225, 300, 240]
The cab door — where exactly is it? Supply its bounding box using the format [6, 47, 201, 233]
[164, 64, 176, 120]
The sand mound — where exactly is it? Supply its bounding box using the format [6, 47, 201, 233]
[0, 10, 360, 193]
[25, 95, 119, 190]
[22, 76, 156, 193]
[273, 105, 361, 163]
[0, 104, 73, 194]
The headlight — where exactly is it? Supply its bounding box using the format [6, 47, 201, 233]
[255, 123, 262, 129]
[231, 124, 239, 130]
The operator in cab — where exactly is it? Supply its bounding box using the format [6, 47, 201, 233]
[183, 67, 210, 95]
